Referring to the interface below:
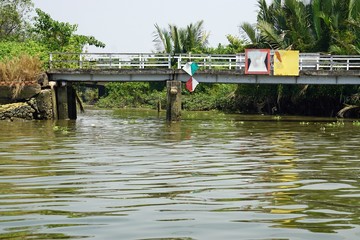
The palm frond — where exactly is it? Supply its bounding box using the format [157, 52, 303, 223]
[257, 20, 286, 49]
[257, 0, 270, 22]
[153, 23, 168, 53]
[170, 25, 182, 54]
[240, 22, 257, 44]
[311, 0, 322, 39]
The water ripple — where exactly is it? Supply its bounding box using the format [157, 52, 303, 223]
[1, 110, 360, 239]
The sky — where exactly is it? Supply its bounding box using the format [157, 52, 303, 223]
[31, 0, 266, 53]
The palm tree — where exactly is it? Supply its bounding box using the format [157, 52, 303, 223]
[153, 24, 173, 54]
[153, 20, 209, 54]
[241, 0, 360, 53]
[237, 0, 360, 116]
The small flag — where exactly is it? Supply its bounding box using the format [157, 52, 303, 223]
[186, 77, 199, 92]
[182, 62, 199, 76]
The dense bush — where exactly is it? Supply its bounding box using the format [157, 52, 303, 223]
[0, 41, 48, 64]
[96, 82, 238, 112]
[97, 82, 165, 109]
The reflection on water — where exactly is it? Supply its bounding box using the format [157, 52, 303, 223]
[1, 109, 360, 240]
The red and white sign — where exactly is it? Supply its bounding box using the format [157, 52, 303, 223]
[245, 49, 271, 75]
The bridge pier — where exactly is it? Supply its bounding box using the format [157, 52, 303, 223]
[166, 80, 182, 121]
[56, 82, 77, 120]
[98, 85, 106, 98]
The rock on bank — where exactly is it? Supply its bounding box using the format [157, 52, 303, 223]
[0, 73, 54, 121]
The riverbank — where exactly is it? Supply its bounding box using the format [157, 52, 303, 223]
[0, 73, 54, 121]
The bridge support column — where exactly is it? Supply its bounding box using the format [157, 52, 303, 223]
[166, 80, 182, 121]
[56, 82, 77, 120]
[98, 85, 106, 98]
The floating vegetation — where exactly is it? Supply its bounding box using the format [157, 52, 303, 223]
[273, 116, 282, 120]
[300, 122, 310, 125]
[53, 126, 69, 134]
[325, 121, 345, 127]
[353, 121, 360, 126]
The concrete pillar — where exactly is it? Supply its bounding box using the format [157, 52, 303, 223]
[98, 85, 106, 98]
[56, 82, 77, 120]
[67, 85, 77, 120]
[49, 81, 58, 120]
[166, 80, 182, 121]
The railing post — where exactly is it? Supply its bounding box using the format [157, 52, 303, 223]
[330, 55, 333, 71]
[347, 59, 350, 71]
[109, 54, 112, 68]
[316, 56, 320, 70]
[139, 54, 142, 69]
[208, 55, 212, 70]
[229, 58, 232, 70]
[177, 55, 182, 69]
[49, 53, 53, 69]
[236, 54, 241, 70]
[79, 54, 83, 69]
[168, 54, 172, 69]
[142, 54, 145, 69]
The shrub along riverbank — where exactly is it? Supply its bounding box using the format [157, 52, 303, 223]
[92, 82, 360, 118]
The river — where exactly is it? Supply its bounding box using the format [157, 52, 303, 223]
[0, 109, 360, 240]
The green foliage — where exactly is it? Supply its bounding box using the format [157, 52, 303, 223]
[325, 121, 345, 127]
[96, 82, 238, 112]
[233, 0, 360, 116]
[241, 0, 360, 53]
[0, 3, 106, 71]
[353, 121, 360, 126]
[207, 35, 245, 54]
[32, 8, 105, 52]
[182, 84, 237, 111]
[97, 82, 165, 109]
[0, 0, 33, 41]
[73, 85, 99, 105]
[0, 40, 48, 65]
[153, 20, 210, 54]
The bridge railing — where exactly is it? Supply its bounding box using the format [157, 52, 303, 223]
[173, 54, 245, 70]
[49, 53, 173, 69]
[49, 52, 360, 71]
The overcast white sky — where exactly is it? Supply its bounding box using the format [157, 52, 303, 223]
[32, 0, 267, 53]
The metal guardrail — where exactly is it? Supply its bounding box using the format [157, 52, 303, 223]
[49, 52, 360, 71]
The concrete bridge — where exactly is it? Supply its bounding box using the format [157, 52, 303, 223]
[47, 53, 360, 120]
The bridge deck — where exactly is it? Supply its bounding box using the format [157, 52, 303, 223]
[48, 53, 360, 85]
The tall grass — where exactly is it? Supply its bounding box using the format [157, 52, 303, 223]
[0, 55, 42, 98]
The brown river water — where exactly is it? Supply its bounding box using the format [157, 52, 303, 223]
[0, 109, 360, 240]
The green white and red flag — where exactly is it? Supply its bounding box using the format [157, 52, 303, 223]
[182, 62, 199, 76]
[185, 77, 199, 92]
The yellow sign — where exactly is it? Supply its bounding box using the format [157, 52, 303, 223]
[274, 50, 299, 76]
